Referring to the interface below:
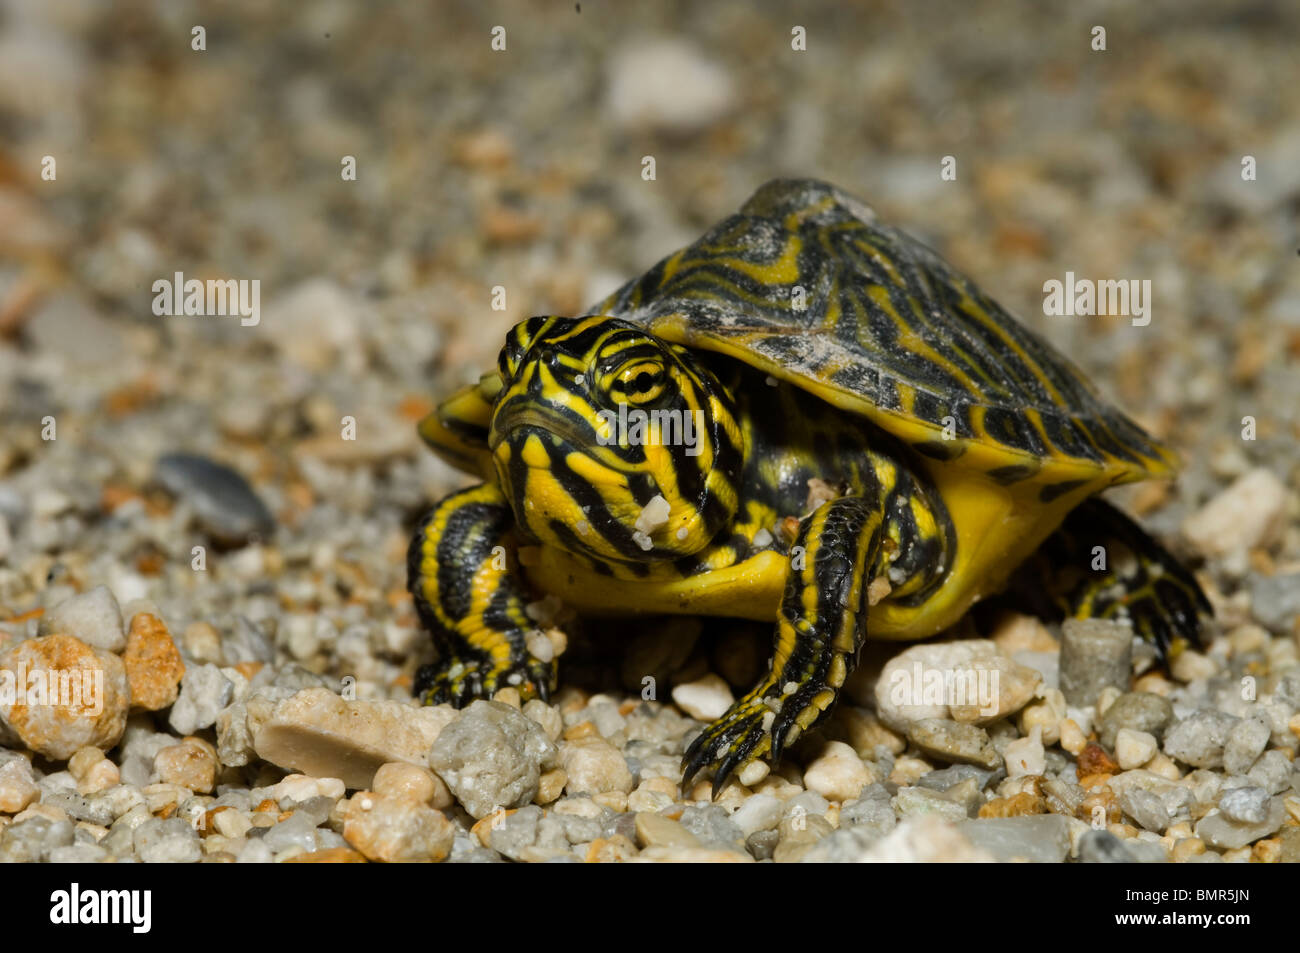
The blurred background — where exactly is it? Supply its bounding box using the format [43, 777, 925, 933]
[0, 0, 1297, 692]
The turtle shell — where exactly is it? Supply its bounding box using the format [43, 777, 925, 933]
[590, 178, 1176, 486]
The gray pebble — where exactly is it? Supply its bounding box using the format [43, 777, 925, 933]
[916, 764, 996, 792]
[1078, 829, 1136, 863]
[1276, 671, 1300, 710]
[101, 804, 152, 858]
[602, 810, 636, 842]
[0, 817, 74, 863]
[285, 795, 334, 826]
[155, 453, 275, 544]
[797, 825, 880, 862]
[236, 838, 273, 863]
[37, 585, 125, 652]
[1119, 787, 1170, 832]
[958, 815, 1072, 863]
[1195, 796, 1285, 849]
[1218, 785, 1270, 823]
[133, 817, 202, 863]
[1059, 619, 1132, 706]
[679, 804, 746, 852]
[223, 616, 276, 665]
[1125, 840, 1170, 863]
[48, 844, 110, 863]
[1098, 692, 1174, 749]
[315, 829, 348, 851]
[1163, 710, 1238, 768]
[486, 805, 541, 861]
[1042, 778, 1087, 816]
[211, 790, 254, 812]
[1247, 750, 1293, 794]
[1250, 573, 1300, 633]
[840, 784, 898, 837]
[43, 791, 117, 827]
[559, 812, 604, 845]
[782, 791, 830, 819]
[892, 785, 969, 823]
[906, 718, 1000, 769]
[169, 663, 234, 735]
[746, 828, 779, 860]
[1222, 717, 1271, 776]
[263, 813, 320, 854]
[429, 700, 557, 819]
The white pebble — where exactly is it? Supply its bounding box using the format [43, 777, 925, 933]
[1004, 727, 1046, 777]
[1114, 728, 1159, 770]
[671, 674, 734, 721]
[802, 741, 872, 801]
[1181, 468, 1289, 557]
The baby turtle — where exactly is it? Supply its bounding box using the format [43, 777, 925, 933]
[409, 179, 1209, 792]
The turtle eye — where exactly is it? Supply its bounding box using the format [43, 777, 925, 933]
[609, 359, 667, 405]
[499, 316, 558, 381]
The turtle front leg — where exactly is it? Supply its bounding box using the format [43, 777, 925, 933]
[682, 496, 885, 795]
[407, 482, 556, 706]
[1031, 497, 1211, 659]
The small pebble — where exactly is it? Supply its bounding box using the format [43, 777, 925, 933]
[671, 674, 734, 721]
[1059, 619, 1132, 706]
[802, 741, 873, 801]
[1114, 728, 1159, 770]
[906, 718, 1000, 769]
[154, 738, 218, 794]
[154, 453, 275, 544]
[343, 791, 455, 862]
[373, 762, 451, 809]
[1181, 468, 1288, 558]
[38, 586, 126, 652]
[123, 613, 185, 711]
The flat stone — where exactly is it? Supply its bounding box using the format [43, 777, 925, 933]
[1181, 468, 1288, 558]
[906, 718, 1000, 769]
[874, 640, 1002, 730]
[957, 815, 1072, 863]
[154, 453, 275, 544]
[634, 812, 700, 849]
[891, 785, 969, 823]
[1195, 796, 1286, 849]
[253, 687, 456, 790]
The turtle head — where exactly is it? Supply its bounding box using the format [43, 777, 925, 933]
[489, 316, 744, 562]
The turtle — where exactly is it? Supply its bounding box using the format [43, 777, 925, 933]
[408, 178, 1210, 793]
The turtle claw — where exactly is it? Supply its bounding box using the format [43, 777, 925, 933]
[680, 686, 776, 797]
[415, 653, 556, 707]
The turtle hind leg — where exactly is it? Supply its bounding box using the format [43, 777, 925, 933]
[1032, 497, 1211, 659]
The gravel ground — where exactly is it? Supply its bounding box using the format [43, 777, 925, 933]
[0, 0, 1298, 863]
